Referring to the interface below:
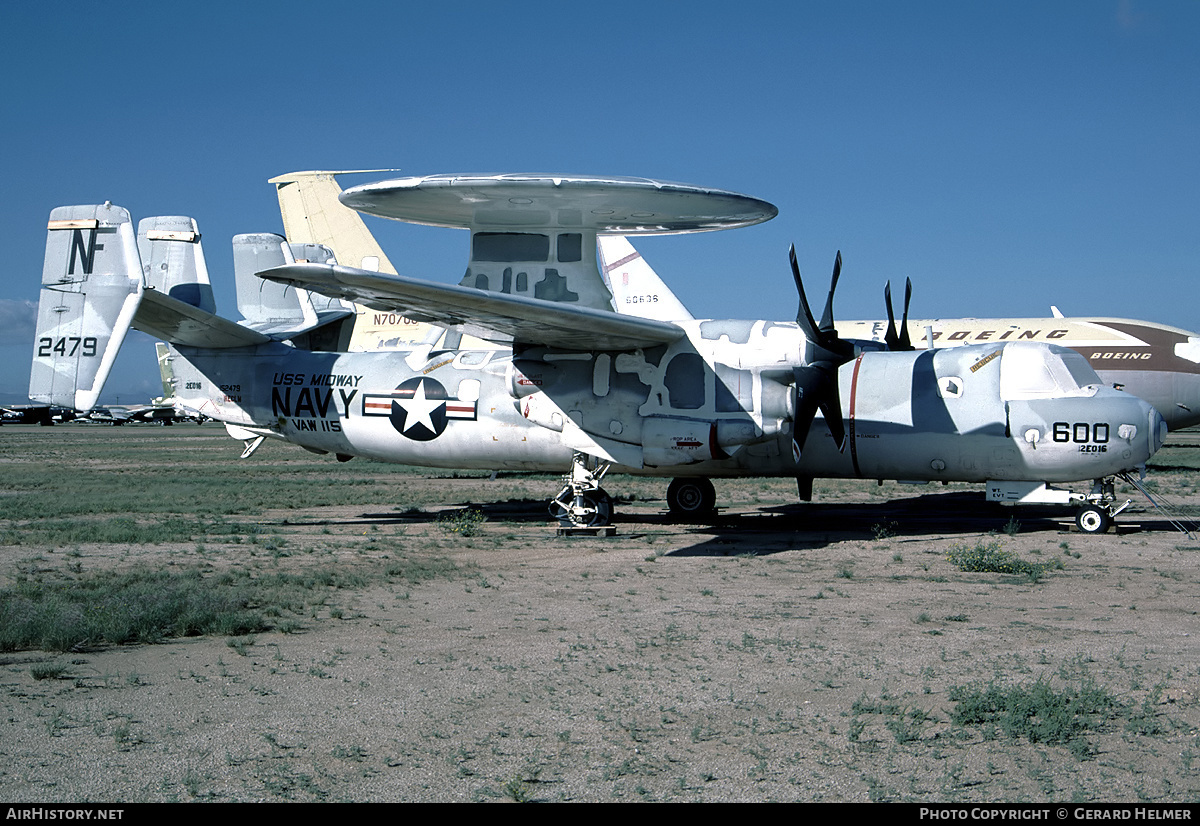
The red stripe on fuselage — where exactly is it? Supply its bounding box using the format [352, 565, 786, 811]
[848, 355, 864, 477]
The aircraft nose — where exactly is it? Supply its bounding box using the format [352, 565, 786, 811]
[1149, 406, 1167, 454]
[1126, 399, 1167, 463]
[1109, 397, 1165, 469]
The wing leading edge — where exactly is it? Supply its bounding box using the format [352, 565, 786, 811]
[258, 263, 685, 351]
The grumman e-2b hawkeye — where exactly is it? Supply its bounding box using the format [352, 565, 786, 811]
[30, 174, 1166, 533]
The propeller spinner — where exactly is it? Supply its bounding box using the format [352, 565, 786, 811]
[788, 246, 855, 460]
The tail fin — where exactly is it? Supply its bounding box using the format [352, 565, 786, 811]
[137, 216, 215, 313]
[232, 233, 354, 348]
[268, 170, 399, 273]
[132, 218, 270, 349]
[233, 232, 316, 330]
[270, 169, 471, 351]
[597, 235, 694, 322]
[30, 204, 144, 411]
[153, 342, 176, 406]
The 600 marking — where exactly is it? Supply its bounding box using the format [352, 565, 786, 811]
[38, 336, 97, 358]
[1052, 421, 1110, 453]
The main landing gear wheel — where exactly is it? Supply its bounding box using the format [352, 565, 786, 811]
[550, 452, 614, 528]
[1075, 504, 1112, 534]
[666, 477, 716, 519]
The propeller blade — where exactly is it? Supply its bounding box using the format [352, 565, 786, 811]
[791, 365, 847, 457]
[789, 245, 821, 343]
[788, 245, 853, 458]
[791, 367, 821, 461]
[818, 385, 847, 453]
[884, 280, 899, 350]
[898, 277, 913, 350]
[818, 251, 842, 333]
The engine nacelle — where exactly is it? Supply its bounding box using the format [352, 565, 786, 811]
[642, 417, 723, 467]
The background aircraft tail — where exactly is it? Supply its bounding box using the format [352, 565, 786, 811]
[269, 170, 399, 274]
[30, 204, 145, 411]
[271, 169, 494, 352]
[597, 235, 694, 322]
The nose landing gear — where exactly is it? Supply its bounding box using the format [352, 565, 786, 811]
[987, 478, 1130, 534]
[1072, 478, 1131, 534]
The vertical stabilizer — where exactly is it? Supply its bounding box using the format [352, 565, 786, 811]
[233, 233, 316, 329]
[286, 241, 348, 315]
[598, 235, 694, 322]
[233, 234, 353, 346]
[268, 170, 398, 273]
[154, 342, 176, 405]
[137, 216, 215, 313]
[30, 204, 144, 411]
[271, 169, 477, 351]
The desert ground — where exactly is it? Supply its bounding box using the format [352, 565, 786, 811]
[1, 423, 1198, 802]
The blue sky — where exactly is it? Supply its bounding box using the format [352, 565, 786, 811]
[2, 1, 1197, 403]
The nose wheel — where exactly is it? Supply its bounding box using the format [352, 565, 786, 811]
[1074, 478, 1127, 534]
[1075, 503, 1112, 534]
[989, 477, 1129, 535]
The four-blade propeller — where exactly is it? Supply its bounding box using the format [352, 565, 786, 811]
[789, 245, 854, 459]
[788, 247, 916, 462]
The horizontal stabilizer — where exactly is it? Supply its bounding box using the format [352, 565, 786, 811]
[259, 263, 685, 351]
[134, 289, 271, 348]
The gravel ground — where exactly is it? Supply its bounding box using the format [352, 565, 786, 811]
[3, 476, 1199, 802]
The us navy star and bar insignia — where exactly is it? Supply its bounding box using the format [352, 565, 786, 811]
[362, 377, 477, 440]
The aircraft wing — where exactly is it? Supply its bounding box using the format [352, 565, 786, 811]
[259, 263, 686, 351]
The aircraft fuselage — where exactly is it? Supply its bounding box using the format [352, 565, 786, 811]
[169, 322, 1164, 485]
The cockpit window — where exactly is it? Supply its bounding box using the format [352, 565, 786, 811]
[999, 343, 1099, 400]
[1059, 351, 1103, 389]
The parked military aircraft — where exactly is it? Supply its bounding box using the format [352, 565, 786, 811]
[263, 172, 1192, 528]
[31, 176, 1166, 534]
[0, 404, 75, 425]
[273, 171, 1200, 439]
